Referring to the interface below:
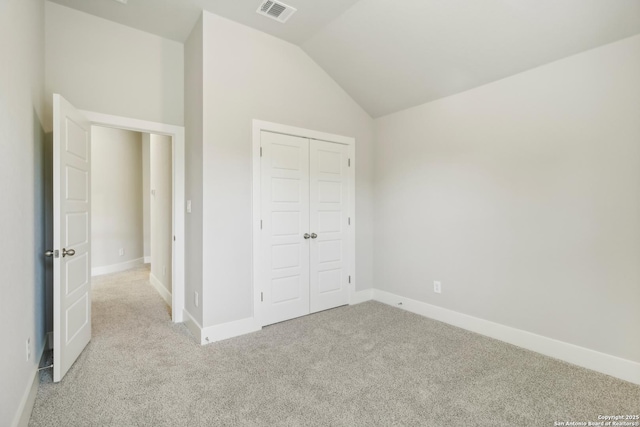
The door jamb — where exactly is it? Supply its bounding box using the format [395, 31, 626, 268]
[251, 119, 356, 328]
[81, 110, 185, 323]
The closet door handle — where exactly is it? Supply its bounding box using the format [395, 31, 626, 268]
[311, 233, 317, 239]
[62, 248, 76, 257]
[304, 233, 311, 239]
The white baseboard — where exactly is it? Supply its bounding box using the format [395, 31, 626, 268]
[372, 289, 640, 385]
[13, 338, 48, 427]
[13, 371, 39, 427]
[182, 309, 261, 345]
[182, 309, 203, 342]
[149, 273, 172, 307]
[201, 317, 261, 345]
[144, 256, 151, 264]
[350, 289, 373, 305]
[91, 257, 144, 277]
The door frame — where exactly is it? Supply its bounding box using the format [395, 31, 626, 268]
[81, 110, 186, 323]
[251, 120, 356, 327]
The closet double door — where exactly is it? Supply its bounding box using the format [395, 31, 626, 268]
[261, 131, 350, 326]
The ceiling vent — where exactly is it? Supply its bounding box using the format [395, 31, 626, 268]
[257, 0, 297, 23]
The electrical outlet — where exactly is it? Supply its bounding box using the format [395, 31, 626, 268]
[119, 248, 124, 256]
[194, 291, 199, 307]
[434, 281, 442, 294]
[26, 338, 31, 361]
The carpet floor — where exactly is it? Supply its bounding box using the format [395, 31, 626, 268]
[30, 266, 639, 426]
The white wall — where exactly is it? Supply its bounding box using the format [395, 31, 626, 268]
[142, 134, 151, 260]
[199, 12, 375, 328]
[44, 1, 184, 130]
[0, 0, 46, 424]
[374, 35, 640, 363]
[184, 15, 204, 325]
[149, 134, 172, 294]
[91, 126, 143, 271]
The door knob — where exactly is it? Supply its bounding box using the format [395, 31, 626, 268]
[311, 233, 318, 239]
[303, 233, 311, 239]
[45, 250, 55, 257]
[62, 248, 76, 257]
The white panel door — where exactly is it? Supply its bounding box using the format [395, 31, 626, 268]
[53, 94, 92, 382]
[309, 140, 349, 313]
[261, 132, 310, 326]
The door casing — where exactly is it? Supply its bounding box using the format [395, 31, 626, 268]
[81, 110, 186, 323]
[252, 120, 356, 327]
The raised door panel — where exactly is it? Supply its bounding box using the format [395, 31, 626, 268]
[309, 140, 349, 313]
[260, 131, 310, 326]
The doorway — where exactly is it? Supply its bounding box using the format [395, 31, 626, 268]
[90, 127, 174, 308]
[50, 95, 185, 382]
[82, 110, 186, 323]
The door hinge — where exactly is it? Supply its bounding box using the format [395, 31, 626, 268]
[261, 292, 263, 302]
[260, 220, 263, 230]
[348, 275, 351, 284]
[348, 158, 351, 167]
[260, 147, 263, 157]
[348, 217, 351, 225]
[173, 235, 176, 241]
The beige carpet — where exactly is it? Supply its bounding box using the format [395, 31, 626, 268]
[30, 266, 639, 426]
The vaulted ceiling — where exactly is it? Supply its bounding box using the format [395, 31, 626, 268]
[46, 0, 361, 44]
[48, 0, 640, 117]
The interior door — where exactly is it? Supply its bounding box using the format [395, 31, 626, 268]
[260, 131, 310, 326]
[309, 140, 349, 313]
[52, 94, 92, 382]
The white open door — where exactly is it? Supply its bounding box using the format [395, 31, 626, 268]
[52, 94, 92, 382]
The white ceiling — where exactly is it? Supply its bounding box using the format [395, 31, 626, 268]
[301, 0, 640, 117]
[47, 0, 362, 45]
[49, 0, 640, 118]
